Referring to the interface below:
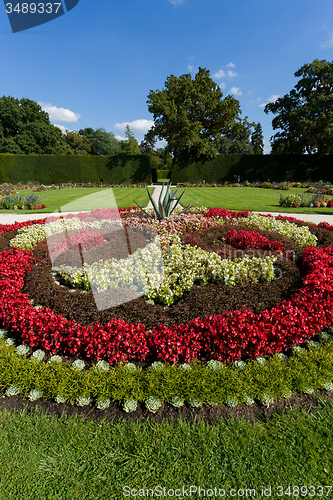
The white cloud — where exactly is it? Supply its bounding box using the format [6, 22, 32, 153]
[219, 82, 226, 90]
[321, 33, 333, 49]
[213, 69, 226, 79]
[259, 94, 280, 107]
[187, 65, 194, 71]
[115, 134, 126, 141]
[38, 102, 81, 123]
[54, 124, 71, 134]
[114, 119, 154, 134]
[226, 62, 235, 68]
[215, 69, 237, 78]
[168, 0, 185, 5]
[268, 94, 280, 102]
[230, 87, 242, 96]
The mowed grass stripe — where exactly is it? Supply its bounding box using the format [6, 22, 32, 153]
[2, 187, 151, 213]
[180, 187, 333, 213]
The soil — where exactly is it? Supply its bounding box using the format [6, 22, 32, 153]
[1, 388, 333, 425]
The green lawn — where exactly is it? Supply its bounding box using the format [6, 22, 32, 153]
[181, 187, 333, 214]
[0, 400, 333, 499]
[0, 187, 151, 214]
[3, 185, 333, 215]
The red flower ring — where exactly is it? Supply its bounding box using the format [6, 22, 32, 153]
[0, 213, 333, 365]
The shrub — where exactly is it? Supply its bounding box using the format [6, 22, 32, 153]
[279, 193, 302, 207]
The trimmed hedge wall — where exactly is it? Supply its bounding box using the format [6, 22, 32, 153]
[0, 155, 152, 184]
[171, 154, 333, 183]
[0, 154, 15, 183]
[157, 169, 171, 180]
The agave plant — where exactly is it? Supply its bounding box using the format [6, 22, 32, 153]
[133, 181, 197, 222]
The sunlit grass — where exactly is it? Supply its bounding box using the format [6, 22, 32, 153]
[0, 400, 332, 499]
[181, 186, 333, 214]
[0, 186, 151, 214]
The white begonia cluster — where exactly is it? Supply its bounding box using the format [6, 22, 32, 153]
[238, 214, 317, 247]
[57, 233, 277, 306]
[10, 222, 47, 250]
[59, 236, 164, 294]
[9, 216, 122, 250]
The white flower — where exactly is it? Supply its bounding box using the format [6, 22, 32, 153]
[5, 338, 15, 347]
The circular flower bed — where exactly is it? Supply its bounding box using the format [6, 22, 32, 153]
[1, 207, 333, 367]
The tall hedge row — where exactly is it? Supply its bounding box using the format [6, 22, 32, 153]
[0, 154, 152, 184]
[0, 154, 15, 183]
[171, 154, 333, 183]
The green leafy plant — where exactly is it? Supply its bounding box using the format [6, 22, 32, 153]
[145, 396, 163, 413]
[28, 389, 43, 401]
[123, 399, 138, 413]
[279, 193, 302, 207]
[133, 181, 198, 221]
[170, 396, 184, 408]
[96, 398, 111, 410]
[76, 396, 91, 407]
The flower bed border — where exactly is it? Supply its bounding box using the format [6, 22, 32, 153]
[0, 212, 333, 365]
[1, 211, 333, 411]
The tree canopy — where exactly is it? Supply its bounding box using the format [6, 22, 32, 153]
[0, 96, 72, 154]
[78, 127, 121, 155]
[251, 122, 264, 154]
[119, 125, 141, 155]
[64, 130, 92, 155]
[146, 67, 242, 158]
[218, 117, 255, 154]
[264, 59, 333, 155]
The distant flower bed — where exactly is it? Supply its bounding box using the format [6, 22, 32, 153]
[279, 192, 333, 208]
[0, 194, 45, 210]
[176, 181, 333, 193]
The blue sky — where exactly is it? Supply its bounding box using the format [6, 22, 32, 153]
[1, 0, 333, 153]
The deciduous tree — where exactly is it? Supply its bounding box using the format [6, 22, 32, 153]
[264, 59, 333, 155]
[0, 96, 72, 154]
[146, 67, 242, 158]
[64, 130, 92, 155]
[78, 127, 121, 155]
[218, 117, 255, 154]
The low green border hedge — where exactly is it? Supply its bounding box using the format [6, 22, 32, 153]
[1, 328, 333, 411]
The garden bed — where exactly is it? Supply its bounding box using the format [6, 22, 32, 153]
[0, 207, 333, 422]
